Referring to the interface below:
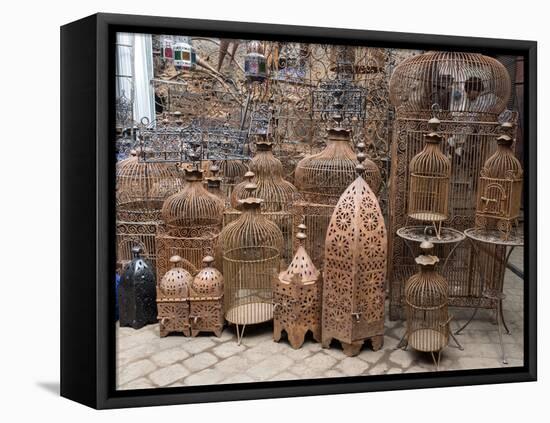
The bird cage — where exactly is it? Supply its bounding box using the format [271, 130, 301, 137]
[156, 164, 225, 281]
[219, 159, 248, 196]
[218, 183, 284, 344]
[407, 117, 451, 238]
[322, 147, 387, 356]
[116, 150, 182, 268]
[189, 256, 224, 337]
[119, 247, 157, 329]
[205, 164, 228, 205]
[404, 241, 450, 368]
[273, 223, 321, 349]
[231, 138, 301, 262]
[387, 51, 514, 319]
[156, 255, 195, 337]
[244, 40, 267, 82]
[476, 122, 523, 239]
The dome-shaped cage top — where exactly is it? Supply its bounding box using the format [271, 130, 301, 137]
[280, 225, 319, 284]
[191, 256, 224, 297]
[159, 255, 194, 298]
[389, 51, 511, 115]
[116, 150, 182, 221]
[161, 166, 225, 236]
[231, 140, 300, 211]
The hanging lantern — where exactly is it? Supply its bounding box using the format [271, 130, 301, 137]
[189, 256, 225, 337]
[404, 241, 451, 368]
[244, 40, 267, 82]
[218, 182, 284, 344]
[174, 42, 196, 70]
[475, 122, 523, 239]
[273, 223, 321, 349]
[156, 255, 195, 337]
[407, 117, 451, 238]
[322, 146, 387, 356]
[119, 247, 157, 329]
[162, 38, 174, 61]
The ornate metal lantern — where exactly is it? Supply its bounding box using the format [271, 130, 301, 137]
[173, 41, 196, 70]
[475, 122, 523, 239]
[404, 241, 451, 367]
[244, 40, 267, 82]
[218, 183, 284, 344]
[273, 223, 321, 349]
[231, 137, 300, 262]
[407, 117, 451, 237]
[156, 255, 195, 337]
[387, 51, 513, 319]
[189, 256, 225, 337]
[322, 147, 387, 356]
[156, 163, 225, 281]
[119, 247, 157, 329]
[116, 150, 182, 268]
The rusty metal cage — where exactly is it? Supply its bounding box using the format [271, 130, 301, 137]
[156, 165, 225, 281]
[273, 223, 322, 349]
[218, 183, 284, 344]
[475, 122, 523, 240]
[322, 148, 387, 356]
[388, 51, 514, 320]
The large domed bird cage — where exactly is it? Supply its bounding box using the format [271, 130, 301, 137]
[475, 122, 523, 240]
[229, 137, 301, 263]
[156, 164, 225, 282]
[116, 150, 182, 269]
[388, 51, 514, 319]
[322, 146, 387, 357]
[218, 183, 284, 344]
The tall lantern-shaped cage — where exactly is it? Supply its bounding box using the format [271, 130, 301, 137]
[156, 164, 225, 282]
[116, 150, 182, 269]
[230, 137, 301, 263]
[407, 117, 451, 238]
[219, 159, 248, 197]
[322, 146, 387, 356]
[475, 122, 523, 239]
[387, 51, 514, 319]
[218, 183, 284, 344]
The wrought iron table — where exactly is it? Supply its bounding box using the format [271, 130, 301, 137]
[455, 228, 524, 364]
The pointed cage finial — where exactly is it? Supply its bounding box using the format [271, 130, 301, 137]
[202, 255, 215, 267]
[210, 164, 220, 177]
[296, 222, 307, 243]
[169, 255, 183, 267]
[497, 121, 514, 147]
[356, 142, 367, 175]
[425, 116, 443, 144]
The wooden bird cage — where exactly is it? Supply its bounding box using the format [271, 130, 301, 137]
[322, 148, 387, 356]
[218, 183, 284, 344]
[116, 150, 182, 268]
[387, 51, 514, 320]
[273, 223, 322, 349]
[407, 117, 451, 237]
[189, 256, 224, 337]
[230, 138, 301, 263]
[475, 122, 523, 240]
[156, 165, 225, 281]
[156, 255, 195, 337]
[404, 241, 450, 367]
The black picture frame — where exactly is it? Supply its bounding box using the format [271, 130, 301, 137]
[60, 12, 537, 409]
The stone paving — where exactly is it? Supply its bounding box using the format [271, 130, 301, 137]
[116, 248, 524, 390]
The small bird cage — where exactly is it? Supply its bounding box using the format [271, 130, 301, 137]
[156, 164, 225, 281]
[407, 117, 451, 238]
[119, 247, 157, 329]
[273, 223, 322, 349]
[189, 256, 225, 337]
[231, 138, 301, 262]
[404, 241, 450, 368]
[218, 183, 284, 344]
[205, 164, 228, 205]
[476, 122, 523, 239]
[244, 40, 267, 82]
[322, 147, 387, 356]
[156, 255, 195, 337]
[116, 150, 182, 268]
[219, 159, 248, 196]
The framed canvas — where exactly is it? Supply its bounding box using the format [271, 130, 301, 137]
[60, 13, 537, 409]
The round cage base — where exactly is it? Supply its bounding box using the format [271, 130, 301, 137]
[225, 302, 273, 326]
[408, 212, 447, 222]
[409, 328, 448, 353]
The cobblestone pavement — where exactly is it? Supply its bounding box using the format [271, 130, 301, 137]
[116, 248, 524, 390]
